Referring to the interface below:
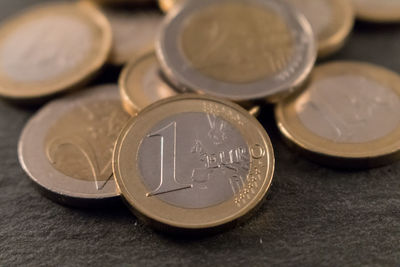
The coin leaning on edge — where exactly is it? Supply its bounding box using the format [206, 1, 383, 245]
[113, 94, 275, 231]
[0, 2, 112, 100]
[275, 61, 400, 169]
[156, 0, 316, 103]
[18, 85, 131, 207]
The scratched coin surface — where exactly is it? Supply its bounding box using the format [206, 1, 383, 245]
[18, 85, 130, 206]
[0, 3, 111, 100]
[113, 95, 274, 230]
[352, 0, 400, 22]
[156, 0, 316, 102]
[275, 61, 400, 168]
[286, 0, 354, 58]
[90, 2, 162, 65]
[119, 49, 177, 114]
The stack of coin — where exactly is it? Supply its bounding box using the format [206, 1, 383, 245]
[0, 0, 396, 233]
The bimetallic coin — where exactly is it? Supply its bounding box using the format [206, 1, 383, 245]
[119, 49, 177, 114]
[285, 0, 354, 58]
[18, 85, 131, 206]
[275, 61, 400, 168]
[352, 0, 400, 22]
[113, 95, 275, 231]
[84, 1, 162, 65]
[156, 0, 316, 103]
[0, 3, 111, 100]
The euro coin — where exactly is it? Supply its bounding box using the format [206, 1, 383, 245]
[0, 3, 111, 100]
[18, 85, 131, 206]
[275, 61, 400, 168]
[156, 0, 316, 103]
[113, 95, 275, 231]
[119, 49, 177, 114]
[285, 0, 354, 58]
[352, 0, 400, 22]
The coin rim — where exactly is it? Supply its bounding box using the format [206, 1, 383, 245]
[119, 47, 176, 115]
[113, 94, 275, 229]
[352, 0, 400, 22]
[313, 0, 354, 58]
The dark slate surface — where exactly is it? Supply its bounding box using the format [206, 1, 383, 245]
[1, 1, 399, 266]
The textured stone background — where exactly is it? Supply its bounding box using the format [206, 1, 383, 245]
[0, 1, 399, 266]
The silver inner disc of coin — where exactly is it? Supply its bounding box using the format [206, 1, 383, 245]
[138, 112, 249, 209]
[296, 75, 400, 143]
[0, 15, 93, 82]
[157, 0, 316, 101]
[18, 85, 126, 199]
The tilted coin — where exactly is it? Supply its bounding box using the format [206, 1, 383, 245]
[158, 0, 182, 12]
[285, 0, 354, 58]
[83, 1, 162, 65]
[0, 3, 111, 100]
[156, 0, 316, 103]
[352, 0, 400, 22]
[275, 61, 400, 168]
[119, 49, 177, 114]
[119, 49, 263, 116]
[113, 95, 275, 231]
[18, 85, 131, 206]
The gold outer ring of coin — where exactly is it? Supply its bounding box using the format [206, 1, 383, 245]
[275, 61, 400, 169]
[90, 0, 154, 6]
[113, 94, 275, 231]
[119, 48, 262, 117]
[119, 47, 176, 114]
[318, 0, 354, 58]
[0, 2, 112, 100]
[288, 0, 354, 58]
[158, 0, 180, 12]
[352, 0, 400, 22]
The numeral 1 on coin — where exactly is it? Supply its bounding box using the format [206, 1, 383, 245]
[146, 122, 192, 197]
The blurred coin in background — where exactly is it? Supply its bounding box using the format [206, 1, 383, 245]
[91, 0, 155, 5]
[0, 3, 111, 100]
[157, 0, 316, 103]
[275, 61, 400, 168]
[158, 0, 182, 12]
[18, 85, 130, 207]
[113, 95, 275, 231]
[285, 0, 354, 58]
[82, 1, 162, 65]
[119, 49, 177, 115]
[352, 0, 400, 22]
